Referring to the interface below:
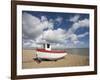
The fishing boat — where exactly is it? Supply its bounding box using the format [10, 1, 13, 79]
[35, 43, 67, 62]
[34, 27, 67, 62]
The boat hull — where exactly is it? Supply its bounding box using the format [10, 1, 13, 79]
[36, 51, 67, 60]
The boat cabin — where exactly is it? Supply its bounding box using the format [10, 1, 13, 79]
[43, 43, 51, 50]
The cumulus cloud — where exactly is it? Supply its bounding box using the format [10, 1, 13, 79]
[43, 28, 66, 43]
[69, 15, 80, 22]
[65, 16, 89, 47]
[41, 16, 48, 22]
[22, 12, 54, 40]
[23, 39, 34, 48]
[23, 39, 43, 49]
[67, 18, 89, 34]
[22, 13, 89, 49]
[68, 32, 88, 45]
[70, 34, 78, 42]
[78, 32, 89, 38]
[22, 12, 54, 48]
[51, 43, 67, 49]
[55, 17, 63, 23]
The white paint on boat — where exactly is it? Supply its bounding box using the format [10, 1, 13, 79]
[36, 51, 67, 60]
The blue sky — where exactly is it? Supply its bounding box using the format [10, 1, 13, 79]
[22, 11, 89, 49]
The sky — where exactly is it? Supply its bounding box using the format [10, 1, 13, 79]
[22, 11, 89, 49]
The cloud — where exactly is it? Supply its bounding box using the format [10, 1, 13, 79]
[78, 18, 89, 27]
[70, 34, 78, 42]
[68, 32, 88, 44]
[22, 12, 54, 40]
[23, 12, 42, 39]
[23, 39, 43, 48]
[22, 12, 54, 48]
[66, 15, 89, 47]
[41, 16, 48, 22]
[69, 15, 80, 22]
[42, 28, 67, 43]
[23, 39, 33, 48]
[78, 32, 89, 38]
[51, 43, 67, 49]
[67, 18, 89, 34]
[68, 32, 89, 44]
[55, 17, 63, 23]
[22, 13, 89, 49]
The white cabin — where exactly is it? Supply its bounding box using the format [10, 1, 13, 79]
[43, 43, 51, 50]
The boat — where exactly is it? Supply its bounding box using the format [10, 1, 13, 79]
[35, 43, 67, 62]
[34, 27, 67, 62]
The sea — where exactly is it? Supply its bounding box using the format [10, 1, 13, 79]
[65, 48, 89, 56]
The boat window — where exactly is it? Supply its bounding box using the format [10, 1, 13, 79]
[43, 44, 45, 48]
[47, 44, 50, 48]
